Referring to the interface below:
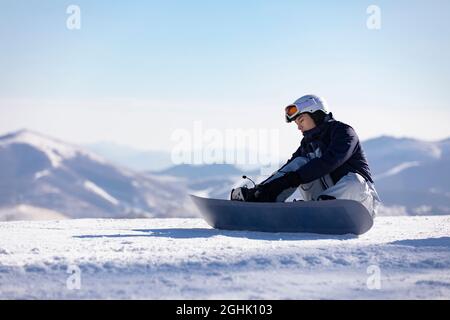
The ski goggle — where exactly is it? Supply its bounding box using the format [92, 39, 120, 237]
[285, 97, 320, 122]
[285, 104, 301, 122]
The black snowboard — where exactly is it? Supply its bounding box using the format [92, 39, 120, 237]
[190, 195, 374, 235]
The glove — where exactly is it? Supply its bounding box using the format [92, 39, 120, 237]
[230, 186, 259, 202]
[255, 171, 302, 202]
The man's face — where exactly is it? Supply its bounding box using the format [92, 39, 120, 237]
[294, 113, 316, 133]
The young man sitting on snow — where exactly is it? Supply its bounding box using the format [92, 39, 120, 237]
[231, 94, 381, 217]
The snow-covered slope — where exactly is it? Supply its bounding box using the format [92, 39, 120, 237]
[0, 216, 449, 299]
[0, 129, 105, 168]
[0, 130, 196, 220]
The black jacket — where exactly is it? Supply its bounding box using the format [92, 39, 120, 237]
[288, 113, 374, 185]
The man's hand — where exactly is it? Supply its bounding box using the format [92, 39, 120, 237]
[230, 186, 259, 202]
[231, 172, 302, 202]
[256, 172, 302, 202]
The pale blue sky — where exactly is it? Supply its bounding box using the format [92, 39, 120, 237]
[0, 0, 449, 156]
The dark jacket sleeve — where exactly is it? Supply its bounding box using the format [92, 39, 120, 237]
[295, 124, 359, 184]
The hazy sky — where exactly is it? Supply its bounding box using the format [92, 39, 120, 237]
[1, 0, 449, 157]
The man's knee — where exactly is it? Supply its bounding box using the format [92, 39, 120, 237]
[319, 173, 365, 200]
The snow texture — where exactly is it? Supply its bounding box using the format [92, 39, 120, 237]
[0, 216, 449, 299]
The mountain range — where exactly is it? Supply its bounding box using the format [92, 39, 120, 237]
[0, 130, 196, 220]
[363, 135, 450, 215]
[0, 129, 449, 220]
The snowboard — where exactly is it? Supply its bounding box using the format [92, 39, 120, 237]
[190, 195, 374, 235]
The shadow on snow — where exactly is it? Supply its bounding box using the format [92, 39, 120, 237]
[389, 237, 450, 248]
[73, 228, 358, 241]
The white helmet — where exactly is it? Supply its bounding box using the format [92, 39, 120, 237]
[285, 94, 329, 123]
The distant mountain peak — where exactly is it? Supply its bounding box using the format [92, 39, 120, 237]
[0, 128, 37, 140]
[364, 134, 444, 159]
[365, 135, 423, 144]
[0, 129, 105, 168]
[1, 128, 66, 144]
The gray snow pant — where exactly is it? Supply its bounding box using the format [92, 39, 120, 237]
[260, 156, 382, 217]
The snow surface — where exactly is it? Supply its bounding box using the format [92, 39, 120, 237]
[0, 216, 449, 299]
